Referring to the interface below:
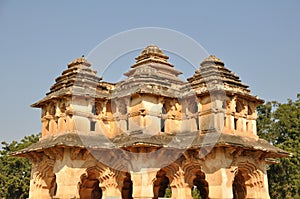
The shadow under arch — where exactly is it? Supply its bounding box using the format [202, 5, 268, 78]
[153, 169, 172, 199]
[121, 172, 133, 199]
[79, 170, 103, 199]
[191, 170, 209, 199]
[232, 170, 247, 199]
[183, 162, 209, 199]
[232, 161, 265, 199]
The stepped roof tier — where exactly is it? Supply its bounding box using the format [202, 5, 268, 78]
[31, 56, 112, 108]
[187, 55, 263, 103]
[115, 45, 184, 98]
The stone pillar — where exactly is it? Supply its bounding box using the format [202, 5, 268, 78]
[261, 171, 270, 199]
[100, 169, 122, 199]
[102, 187, 122, 199]
[56, 111, 66, 133]
[28, 159, 56, 199]
[214, 112, 225, 132]
[228, 115, 235, 131]
[251, 120, 257, 135]
[241, 117, 247, 132]
[130, 168, 159, 199]
[29, 173, 53, 199]
[49, 117, 57, 134]
[54, 166, 85, 199]
[41, 117, 49, 137]
[53, 149, 86, 199]
[170, 168, 193, 199]
[65, 114, 74, 132]
[205, 168, 235, 199]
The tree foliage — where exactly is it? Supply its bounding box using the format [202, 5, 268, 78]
[257, 95, 300, 198]
[191, 186, 201, 199]
[0, 134, 40, 199]
[164, 185, 172, 198]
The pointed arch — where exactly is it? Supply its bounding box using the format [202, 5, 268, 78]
[153, 169, 172, 199]
[182, 161, 209, 199]
[79, 169, 103, 199]
[232, 161, 266, 199]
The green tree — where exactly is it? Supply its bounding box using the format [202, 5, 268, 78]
[191, 186, 201, 199]
[257, 95, 300, 198]
[164, 185, 172, 198]
[0, 133, 40, 199]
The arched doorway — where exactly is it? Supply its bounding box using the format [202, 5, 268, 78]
[79, 172, 103, 199]
[232, 171, 246, 199]
[153, 170, 172, 199]
[122, 172, 133, 199]
[191, 171, 209, 199]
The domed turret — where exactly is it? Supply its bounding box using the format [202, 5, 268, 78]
[200, 55, 224, 66]
[133, 45, 173, 68]
[67, 56, 92, 68]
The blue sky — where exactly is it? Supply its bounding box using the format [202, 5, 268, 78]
[0, 0, 299, 142]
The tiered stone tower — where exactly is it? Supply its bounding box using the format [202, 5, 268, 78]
[14, 45, 290, 199]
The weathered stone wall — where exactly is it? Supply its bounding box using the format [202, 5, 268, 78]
[26, 146, 270, 199]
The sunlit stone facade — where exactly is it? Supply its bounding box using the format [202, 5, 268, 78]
[15, 45, 290, 199]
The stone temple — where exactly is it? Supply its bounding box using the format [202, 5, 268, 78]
[14, 45, 290, 199]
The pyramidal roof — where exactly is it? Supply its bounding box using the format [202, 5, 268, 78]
[188, 55, 255, 97]
[132, 44, 173, 68]
[48, 56, 100, 94]
[124, 45, 182, 77]
[32, 47, 262, 107]
[31, 56, 103, 107]
[114, 45, 185, 98]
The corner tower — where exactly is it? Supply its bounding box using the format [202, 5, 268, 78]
[188, 55, 263, 138]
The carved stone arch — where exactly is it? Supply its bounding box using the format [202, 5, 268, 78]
[235, 100, 244, 113]
[48, 102, 56, 116]
[181, 159, 203, 184]
[222, 96, 231, 110]
[232, 168, 247, 199]
[81, 159, 98, 169]
[247, 103, 254, 116]
[57, 101, 67, 132]
[232, 161, 265, 199]
[182, 161, 208, 199]
[84, 164, 123, 198]
[153, 169, 172, 199]
[60, 101, 67, 112]
[162, 98, 172, 115]
[77, 163, 105, 198]
[30, 157, 57, 198]
[79, 168, 103, 199]
[152, 162, 182, 199]
[162, 162, 181, 182]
